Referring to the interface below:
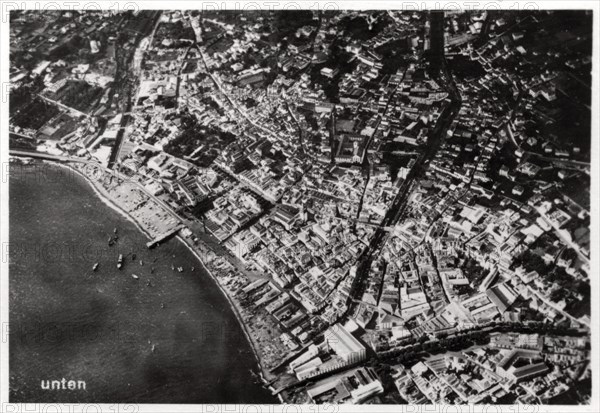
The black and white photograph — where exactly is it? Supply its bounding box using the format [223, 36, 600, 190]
[1, 0, 598, 409]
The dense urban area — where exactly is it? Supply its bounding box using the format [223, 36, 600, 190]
[9, 9, 592, 405]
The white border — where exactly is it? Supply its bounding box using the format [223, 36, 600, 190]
[1, 1, 598, 412]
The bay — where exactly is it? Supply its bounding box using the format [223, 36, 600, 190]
[9, 161, 276, 404]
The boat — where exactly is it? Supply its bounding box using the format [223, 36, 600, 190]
[113, 228, 118, 234]
[92, 263, 99, 271]
[171, 264, 175, 271]
[191, 266, 195, 272]
[177, 267, 183, 273]
[131, 274, 139, 280]
[108, 237, 115, 246]
[117, 254, 123, 269]
[249, 369, 262, 384]
[139, 260, 143, 266]
[151, 344, 156, 353]
[160, 303, 165, 309]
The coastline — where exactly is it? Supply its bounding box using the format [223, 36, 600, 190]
[175, 234, 274, 385]
[48, 161, 155, 242]
[28, 158, 277, 396]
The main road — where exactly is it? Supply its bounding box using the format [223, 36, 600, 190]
[349, 10, 462, 302]
[107, 11, 163, 169]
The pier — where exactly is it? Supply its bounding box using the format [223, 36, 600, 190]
[146, 226, 183, 249]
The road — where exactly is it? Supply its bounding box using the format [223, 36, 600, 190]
[349, 10, 462, 303]
[37, 94, 89, 118]
[199, 48, 282, 142]
[10, 148, 270, 284]
[107, 11, 162, 169]
[175, 45, 194, 107]
[505, 122, 590, 169]
[286, 103, 307, 156]
[9, 149, 88, 163]
[503, 266, 589, 328]
[10, 148, 182, 222]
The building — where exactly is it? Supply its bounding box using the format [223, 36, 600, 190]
[271, 204, 300, 230]
[496, 349, 550, 383]
[295, 357, 324, 380]
[306, 367, 383, 404]
[334, 134, 368, 164]
[325, 324, 367, 364]
[489, 333, 543, 351]
[289, 344, 320, 371]
[486, 282, 519, 313]
[320, 67, 339, 78]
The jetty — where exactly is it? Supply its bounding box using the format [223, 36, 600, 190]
[146, 226, 183, 249]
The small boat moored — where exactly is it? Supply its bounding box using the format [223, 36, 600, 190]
[92, 263, 99, 272]
[117, 254, 123, 270]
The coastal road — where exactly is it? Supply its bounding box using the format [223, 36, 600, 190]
[10, 148, 183, 225]
[9, 149, 88, 163]
[10, 149, 268, 285]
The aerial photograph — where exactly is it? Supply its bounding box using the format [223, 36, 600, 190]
[6, 6, 594, 406]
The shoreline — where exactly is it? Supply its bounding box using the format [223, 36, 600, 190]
[175, 234, 275, 386]
[49, 161, 155, 242]
[20, 158, 278, 398]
